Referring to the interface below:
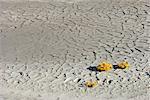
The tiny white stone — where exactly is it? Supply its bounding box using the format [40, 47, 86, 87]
[73, 78, 79, 83]
[64, 77, 72, 83]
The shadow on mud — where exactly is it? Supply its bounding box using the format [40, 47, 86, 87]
[87, 65, 123, 72]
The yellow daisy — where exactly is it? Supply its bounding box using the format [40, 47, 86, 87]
[97, 61, 113, 71]
[85, 80, 98, 88]
[117, 61, 130, 69]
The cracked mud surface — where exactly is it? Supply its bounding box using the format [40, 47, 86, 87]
[0, 0, 150, 100]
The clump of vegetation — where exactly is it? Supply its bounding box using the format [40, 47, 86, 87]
[84, 61, 130, 88]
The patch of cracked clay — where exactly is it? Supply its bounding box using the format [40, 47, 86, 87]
[0, 0, 150, 100]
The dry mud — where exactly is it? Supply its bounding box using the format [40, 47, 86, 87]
[0, 0, 150, 100]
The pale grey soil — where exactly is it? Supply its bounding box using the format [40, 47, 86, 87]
[0, 0, 150, 100]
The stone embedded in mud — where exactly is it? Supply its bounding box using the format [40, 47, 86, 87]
[96, 61, 113, 72]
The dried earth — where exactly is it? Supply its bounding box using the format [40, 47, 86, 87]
[0, 0, 150, 100]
